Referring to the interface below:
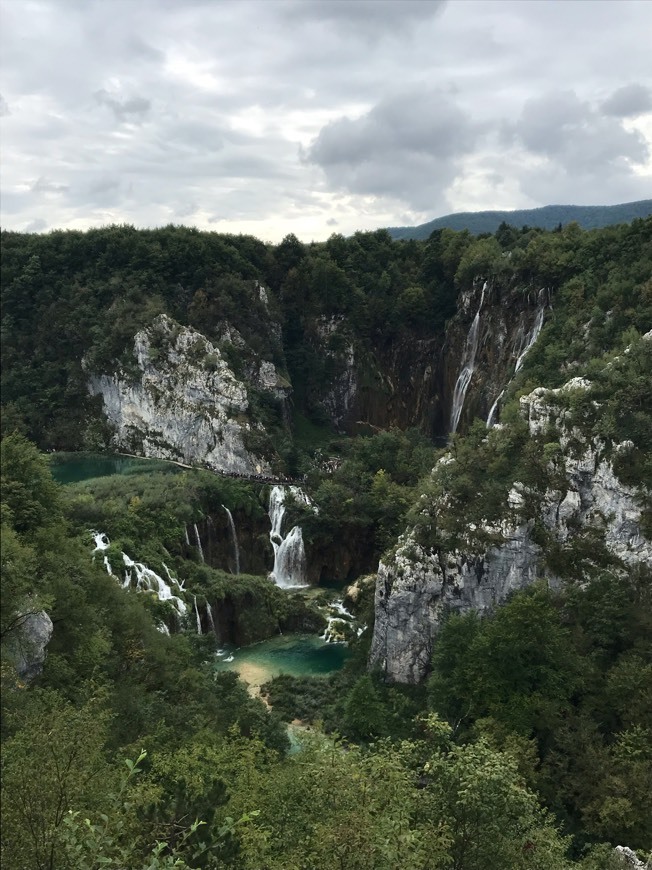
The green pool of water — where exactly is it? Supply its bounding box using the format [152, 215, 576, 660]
[50, 453, 181, 485]
[215, 634, 349, 688]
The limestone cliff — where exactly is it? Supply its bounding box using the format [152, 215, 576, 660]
[88, 314, 275, 475]
[6, 611, 54, 682]
[370, 345, 652, 683]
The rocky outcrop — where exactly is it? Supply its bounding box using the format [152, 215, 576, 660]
[370, 525, 543, 683]
[370, 366, 651, 683]
[89, 315, 273, 475]
[614, 846, 651, 869]
[8, 611, 54, 682]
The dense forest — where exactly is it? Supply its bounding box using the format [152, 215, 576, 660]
[1, 218, 651, 868]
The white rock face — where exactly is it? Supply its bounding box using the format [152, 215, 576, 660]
[614, 846, 650, 869]
[89, 314, 270, 475]
[371, 372, 651, 683]
[317, 316, 358, 429]
[9, 611, 54, 682]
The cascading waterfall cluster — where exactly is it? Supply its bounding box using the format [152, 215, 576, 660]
[91, 531, 186, 614]
[449, 283, 486, 435]
[268, 485, 310, 588]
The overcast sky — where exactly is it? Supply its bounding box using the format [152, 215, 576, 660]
[1, 0, 651, 241]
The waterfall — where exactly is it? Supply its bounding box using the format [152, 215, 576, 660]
[91, 531, 113, 575]
[515, 304, 545, 372]
[321, 600, 355, 643]
[184, 526, 190, 547]
[193, 595, 202, 634]
[222, 505, 240, 575]
[206, 602, 217, 635]
[91, 530, 186, 613]
[268, 485, 310, 588]
[486, 297, 547, 429]
[122, 552, 187, 613]
[162, 562, 185, 590]
[449, 285, 486, 435]
[486, 389, 505, 428]
[193, 523, 204, 563]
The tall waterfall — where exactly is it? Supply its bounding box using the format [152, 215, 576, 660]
[515, 304, 546, 372]
[449, 284, 486, 435]
[268, 485, 309, 588]
[193, 523, 204, 563]
[222, 505, 240, 575]
[184, 526, 190, 547]
[193, 595, 202, 634]
[486, 297, 547, 428]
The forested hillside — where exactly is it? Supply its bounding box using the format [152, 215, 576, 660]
[1, 218, 651, 868]
[388, 200, 652, 240]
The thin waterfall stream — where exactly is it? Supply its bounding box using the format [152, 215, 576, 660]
[193, 523, 204, 563]
[222, 505, 240, 575]
[449, 283, 486, 435]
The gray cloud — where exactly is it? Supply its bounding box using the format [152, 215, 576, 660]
[95, 89, 152, 123]
[0, 93, 9, 117]
[601, 83, 652, 118]
[283, 0, 445, 34]
[32, 177, 69, 194]
[307, 89, 480, 210]
[508, 90, 649, 175]
[25, 218, 48, 232]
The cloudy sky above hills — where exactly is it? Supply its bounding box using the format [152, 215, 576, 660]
[1, 0, 651, 241]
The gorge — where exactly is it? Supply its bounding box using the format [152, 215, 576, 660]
[2, 218, 651, 868]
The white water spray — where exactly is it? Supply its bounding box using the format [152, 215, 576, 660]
[268, 486, 310, 588]
[450, 285, 486, 435]
[222, 505, 240, 575]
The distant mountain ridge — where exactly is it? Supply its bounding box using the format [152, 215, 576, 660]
[387, 199, 652, 240]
